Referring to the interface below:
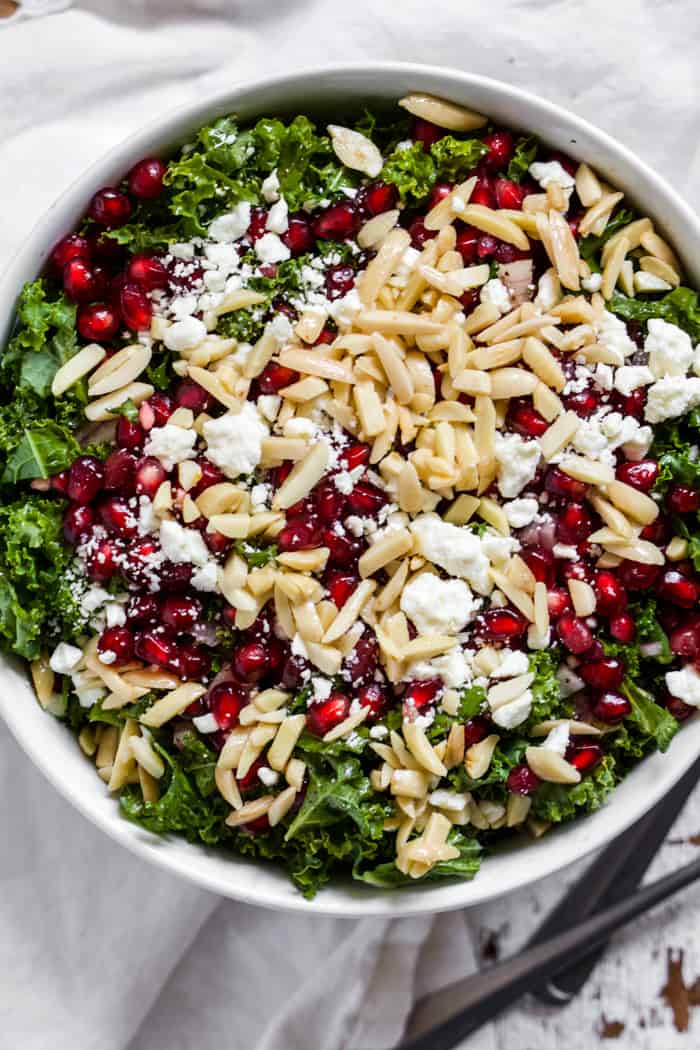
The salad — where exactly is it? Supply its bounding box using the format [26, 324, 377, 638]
[4, 92, 700, 897]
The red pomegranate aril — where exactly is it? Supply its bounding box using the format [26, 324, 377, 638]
[345, 631, 379, 683]
[509, 402, 549, 438]
[126, 253, 169, 290]
[97, 626, 134, 667]
[615, 460, 659, 493]
[207, 683, 246, 730]
[482, 130, 514, 171]
[50, 470, 70, 494]
[547, 587, 572, 618]
[170, 642, 210, 681]
[161, 594, 202, 632]
[482, 608, 528, 640]
[63, 503, 94, 544]
[307, 691, 351, 736]
[68, 455, 104, 503]
[520, 546, 555, 586]
[494, 177, 526, 210]
[609, 612, 635, 644]
[592, 691, 631, 724]
[408, 218, 437, 250]
[363, 181, 397, 215]
[356, 683, 389, 722]
[118, 282, 152, 331]
[564, 389, 600, 418]
[191, 458, 225, 497]
[507, 764, 542, 795]
[258, 362, 299, 394]
[471, 176, 496, 209]
[667, 484, 700, 515]
[233, 642, 270, 682]
[669, 616, 700, 658]
[77, 302, 120, 342]
[88, 231, 125, 270]
[148, 392, 174, 428]
[103, 448, 137, 492]
[325, 570, 360, 608]
[657, 570, 700, 609]
[568, 743, 603, 773]
[556, 503, 594, 544]
[266, 637, 287, 676]
[494, 242, 528, 264]
[667, 694, 695, 722]
[174, 378, 214, 413]
[127, 157, 167, 199]
[580, 657, 625, 691]
[313, 202, 359, 241]
[412, 117, 443, 148]
[545, 466, 588, 501]
[316, 483, 347, 524]
[640, 518, 670, 544]
[63, 258, 106, 303]
[618, 559, 661, 591]
[325, 264, 355, 300]
[476, 234, 498, 258]
[281, 215, 313, 256]
[464, 717, 490, 746]
[115, 417, 145, 450]
[618, 387, 646, 419]
[97, 495, 137, 537]
[160, 562, 194, 592]
[49, 233, 91, 274]
[459, 288, 480, 313]
[346, 481, 387, 516]
[404, 678, 442, 712]
[428, 182, 453, 208]
[556, 612, 593, 654]
[237, 757, 267, 794]
[455, 225, 480, 264]
[88, 187, 133, 228]
[134, 456, 167, 497]
[323, 526, 362, 568]
[126, 594, 160, 625]
[586, 638, 605, 662]
[340, 442, 370, 471]
[202, 529, 231, 556]
[277, 518, 322, 552]
[87, 539, 120, 582]
[593, 570, 628, 616]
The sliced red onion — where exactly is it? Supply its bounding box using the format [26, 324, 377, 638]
[191, 621, 219, 647]
[640, 641, 663, 658]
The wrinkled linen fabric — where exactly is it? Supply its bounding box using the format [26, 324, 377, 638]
[0, 4, 698, 1049]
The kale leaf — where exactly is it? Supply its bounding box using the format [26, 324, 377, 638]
[430, 136, 487, 181]
[608, 286, 700, 341]
[381, 142, 437, 206]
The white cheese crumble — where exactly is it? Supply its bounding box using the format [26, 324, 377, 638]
[480, 278, 511, 315]
[408, 647, 473, 689]
[491, 689, 533, 728]
[594, 310, 637, 366]
[255, 232, 291, 264]
[328, 288, 362, 329]
[261, 170, 280, 202]
[159, 520, 210, 567]
[143, 423, 197, 472]
[162, 316, 207, 353]
[191, 561, 219, 592]
[494, 432, 540, 498]
[541, 722, 570, 755]
[665, 665, 700, 706]
[369, 724, 389, 740]
[208, 203, 251, 242]
[192, 713, 219, 734]
[49, 642, 83, 675]
[503, 497, 539, 529]
[400, 573, 479, 635]
[266, 198, 289, 235]
[613, 365, 655, 397]
[202, 402, 269, 478]
[581, 272, 602, 293]
[257, 766, 280, 787]
[491, 649, 530, 679]
[410, 515, 492, 595]
[529, 160, 575, 190]
[645, 318, 694, 379]
[644, 377, 700, 424]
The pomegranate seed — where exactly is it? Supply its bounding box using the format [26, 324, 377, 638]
[657, 570, 700, 609]
[97, 626, 134, 667]
[615, 460, 659, 493]
[126, 594, 160, 625]
[279, 654, 309, 689]
[556, 503, 594, 544]
[237, 757, 267, 794]
[325, 570, 360, 608]
[147, 392, 175, 428]
[133, 456, 166, 497]
[609, 612, 635, 643]
[618, 560, 661, 591]
[586, 638, 605, 662]
[404, 678, 442, 712]
[282, 215, 314, 255]
[408, 218, 437, 249]
[322, 526, 362, 568]
[277, 517, 322, 552]
[344, 631, 379, 684]
[77, 302, 119, 342]
[545, 466, 588, 501]
[50, 470, 70, 494]
[246, 206, 268, 242]
[127, 157, 167, 199]
[640, 518, 670, 544]
[97, 495, 137, 537]
[88, 187, 133, 228]
[476, 234, 498, 258]
[494, 178, 526, 210]
[547, 587, 573, 618]
[346, 481, 386, 516]
[191, 458, 225, 496]
[160, 594, 202, 632]
[428, 182, 453, 208]
[556, 612, 593, 654]
[362, 181, 397, 215]
[160, 562, 194, 592]
[233, 642, 270, 682]
[456, 225, 480, 263]
[356, 683, 389, 722]
[561, 561, 592, 584]
[325, 264, 355, 300]
[580, 657, 625, 691]
[307, 691, 351, 736]
[170, 642, 210, 681]
[481, 130, 514, 171]
[593, 691, 631, 724]
[174, 378, 214, 413]
[412, 118, 443, 148]
[481, 608, 528, 640]
[62, 258, 107, 302]
[118, 282, 152, 331]
[49, 234, 91, 274]
[115, 418, 145, 450]
[471, 176, 496, 208]
[136, 630, 178, 667]
[594, 571, 628, 616]
[88, 230, 125, 270]
[87, 539, 120, 582]
[63, 503, 94, 544]
[126, 253, 169, 290]
[567, 743, 603, 773]
[459, 288, 480, 313]
[617, 388, 646, 419]
[203, 529, 232, 556]
[340, 442, 370, 471]
[313, 202, 359, 241]
[494, 242, 529, 264]
[507, 764, 542, 795]
[315, 482, 347, 524]
[68, 455, 104, 503]
[258, 362, 299, 394]
[564, 389, 600, 418]
[667, 694, 695, 722]
[464, 717, 491, 746]
[103, 448, 137, 492]
[509, 401, 549, 438]
[669, 615, 700, 658]
[667, 485, 700, 515]
[266, 637, 287, 676]
[520, 546, 555, 586]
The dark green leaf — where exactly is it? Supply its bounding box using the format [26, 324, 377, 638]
[430, 136, 487, 181]
[381, 142, 436, 206]
[622, 678, 678, 752]
[3, 422, 80, 482]
[507, 135, 539, 182]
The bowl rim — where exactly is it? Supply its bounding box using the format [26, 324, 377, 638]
[2, 60, 699, 917]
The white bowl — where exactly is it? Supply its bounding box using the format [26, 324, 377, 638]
[1, 62, 698, 917]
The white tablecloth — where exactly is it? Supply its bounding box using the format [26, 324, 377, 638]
[1, 4, 700, 1049]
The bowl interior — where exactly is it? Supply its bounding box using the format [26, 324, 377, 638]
[2, 62, 699, 917]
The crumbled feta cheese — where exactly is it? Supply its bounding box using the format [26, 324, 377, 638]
[529, 160, 575, 190]
[400, 573, 479, 635]
[553, 543, 579, 559]
[542, 722, 570, 755]
[481, 532, 519, 563]
[162, 316, 207, 353]
[250, 483, 272, 513]
[261, 170, 280, 202]
[666, 665, 700, 706]
[170, 243, 195, 260]
[572, 409, 652, 465]
[208, 203, 251, 242]
[204, 242, 240, 272]
[491, 649, 530, 679]
[491, 689, 533, 728]
[143, 423, 197, 472]
[192, 713, 219, 734]
[203, 402, 269, 478]
[557, 665, 584, 698]
[527, 625, 551, 650]
[503, 497, 539, 529]
[49, 642, 83, 675]
[75, 686, 106, 708]
[494, 432, 540, 498]
[266, 198, 289, 235]
[311, 677, 332, 703]
[266, 313, 294, 347]
[410, 515, 492, 594]
[369, 724, 389, 740]
[645, 377, 700, 424]
[191, 561, 219, 592]
[98, 650, 117, 665]
[645, 318, 694, 378]
[255, 232, 290, 264]
[284, 417, 317, 440]
[257, 766, 280, 787]
[409, 648, 473, 688]
[328, 288, 362, 329]
[581, 272, 602, 293]
[594, 363, 614, 391]
[291, 634, 308, 659]
[105, 603, 127, 628]
[594, 310, 637, 366]
[480, 278, 511, 315]
[614, 365, 655, 396]
[159, 520, 210, 567]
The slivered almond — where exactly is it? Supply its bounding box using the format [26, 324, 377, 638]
[639, 255, 680, 287]
[129, 734, 165, 779]
[295, 309, 327, 345]
[267, 714, 306, 771]
[391, 769, 430, 799]
[273, 441, 329, 510]
[286, 758, 307, 790]
[575, 163, 602, 207]
[420, 262, 490, 296]
[358, 209, 400, 249]
[534, 581, 549, 636]
[479, 496, 509, 535]
[403, 721, 447, 777]
[467, 340, 524, 370]
[398, 93, 487, 131]
[226, 796, 274, 827]
[401, 634, 456, 661]
[358, 227, 412, 306]
[85, 381, 154, 421]
[139, 683, 206, 728]
[463, 302, 500, 335]
[323, 579, 376, 643]
[279, 376, 328, 403]
[355, 309, 443, 336]
[397, 459, 424, 514]
[276, 549, 329, 573]
[215, 767, 243, 809]
[488, 367, 538, 399]
[453, 369, 492, 395]
[328, 124, 383, 177]
[605, 480, 659, 525]
[465, 734, 499, 779]
[588, 492, 635, 538]
[459, 205, 529, 249]
[376, 558, 409, 613]
[323, 705, 369, 742]
[568, 578, 597, 617]
[639, 229, 680, 270]
[196, 482, 244, 517]
[88, 343, 152, 397]
[600, 216, 652, 266]
[358, 528, 412, 578]
[579, 191, 625, 239]
[546, 209, 580, 290]
[354, 380, 385, 437]
[207, 512, 250, 539]
[526, 746, 581, 785]
[522, 336, 565, 391]
[52, 343, 106, 396]
[186, 365, 241, 409]
[598, 535, 666, 565]
[107, 720, 139, 792]
[533, 382, 563, 421]
[373, 334, 414, 404]
[539, 410, 579, 461]
[487, 673, 535, 709]
[277, 349, 355, 384]
[667, 537, 688, 561]
[601, 235, 629, 299]
[268, 786, 298, 827]
[444, 493, 479, 524]
[424, 176, 476, 230]
[559, 455, 615, 486]
[489, 569, 535, 622]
